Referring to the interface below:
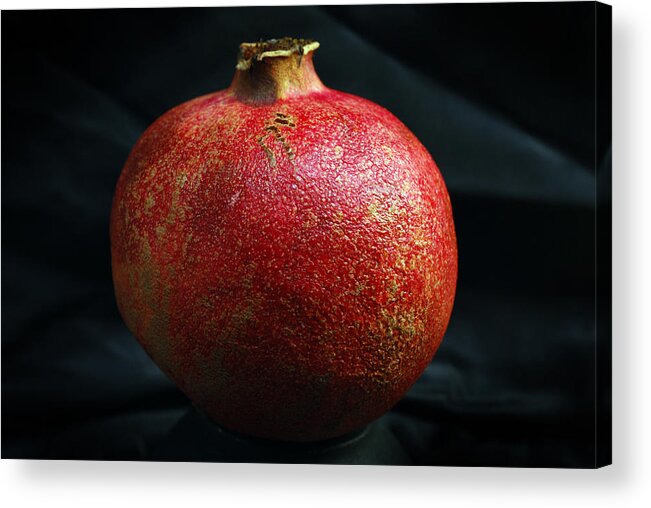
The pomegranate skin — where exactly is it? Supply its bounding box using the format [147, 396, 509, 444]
[111, 40, 457, 442]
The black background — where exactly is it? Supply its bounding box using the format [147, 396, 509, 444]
[1, 3, 610, 466]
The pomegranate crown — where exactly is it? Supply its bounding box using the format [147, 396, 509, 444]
[230, 37, 324, 103]
[236, 37, 320, 71]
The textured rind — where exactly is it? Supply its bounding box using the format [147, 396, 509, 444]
[110, 86, 458, 441]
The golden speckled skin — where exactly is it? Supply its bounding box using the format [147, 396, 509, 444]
[110, 48, 457, 441]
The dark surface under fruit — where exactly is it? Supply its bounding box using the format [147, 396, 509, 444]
[2, 4, 609, 466]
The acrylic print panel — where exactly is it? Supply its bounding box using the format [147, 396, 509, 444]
[1, 2, 611, 467]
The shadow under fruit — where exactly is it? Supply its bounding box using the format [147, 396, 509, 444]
[110, 38, 458, 442]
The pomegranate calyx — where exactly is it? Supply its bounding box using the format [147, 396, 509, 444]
[230, 37, 325, 104]
[236, 38, 320, 70]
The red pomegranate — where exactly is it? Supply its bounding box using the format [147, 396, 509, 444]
[111, 38, 457, 442]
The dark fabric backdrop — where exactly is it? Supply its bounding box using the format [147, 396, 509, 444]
[1, 3, 611, 466]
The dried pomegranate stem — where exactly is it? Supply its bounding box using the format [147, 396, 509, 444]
[230, 37, 326, 104]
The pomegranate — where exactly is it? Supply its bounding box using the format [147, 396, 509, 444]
[111, 38, 457, 442]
